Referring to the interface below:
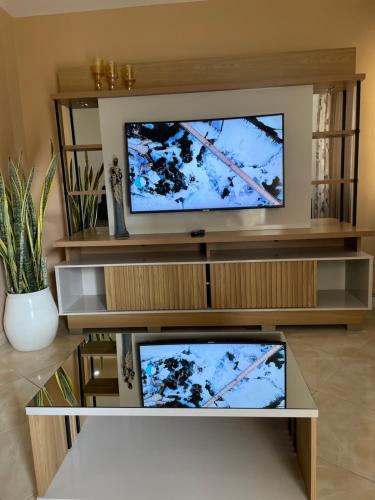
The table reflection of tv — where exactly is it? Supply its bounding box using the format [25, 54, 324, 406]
[138, 340, 286, 409]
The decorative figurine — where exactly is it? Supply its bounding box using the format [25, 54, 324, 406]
[122, 334, 135, 390]
[106, 60, 118, 90]
[110, 157, 129, 238]
[90, 57, 105, 90]
[122, 64, 136, 90]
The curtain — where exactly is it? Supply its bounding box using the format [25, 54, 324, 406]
[312, 92, 342, 218]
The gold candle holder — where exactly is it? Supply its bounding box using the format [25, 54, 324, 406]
[106, 60, 118, 90]
[122, 64, 136, 91]
[90, 58, 105, 91]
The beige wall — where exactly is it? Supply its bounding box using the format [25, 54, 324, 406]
[10, 0, 375, 258]
[0, 9, 23, 165]
[0, 8, 24, 333]
[1, 0, 375, 288]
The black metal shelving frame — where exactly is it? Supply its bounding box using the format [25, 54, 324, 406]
[54, 98, 102, 236]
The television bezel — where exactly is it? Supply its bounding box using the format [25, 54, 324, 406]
[124, 113, 285, 214]
[137, 338, 287, 409]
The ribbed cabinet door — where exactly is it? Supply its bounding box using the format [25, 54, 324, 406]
[210, 261, 317, 309]
[104, 264, 207, 311]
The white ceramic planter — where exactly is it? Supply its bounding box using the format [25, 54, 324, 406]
[4, 287, 59, 352]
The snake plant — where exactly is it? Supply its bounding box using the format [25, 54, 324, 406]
[0, 152, 58, 294]
[32, 367, 78, 407]
[54, 367, 78, 406]
[68, 153, 104, 233]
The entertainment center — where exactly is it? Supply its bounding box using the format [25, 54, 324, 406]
[53, 47, 373, 331]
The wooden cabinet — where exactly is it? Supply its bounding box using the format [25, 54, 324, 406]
[55, 224, 373, 329]
[104, 264, 207, 311]
[210, 261, 317, 309]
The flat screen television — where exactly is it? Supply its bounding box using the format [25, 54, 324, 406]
[138, 340, 286, 409]
[125, 114, 284, 213]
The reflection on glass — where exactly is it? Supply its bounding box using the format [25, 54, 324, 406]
[138, 341, 286, 409]
[27, 332, 316, 412]
[31, 367, 78, 407]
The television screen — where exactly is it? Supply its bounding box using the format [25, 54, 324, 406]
[138, 341, 286, 409]
[125, 114, 284, 213]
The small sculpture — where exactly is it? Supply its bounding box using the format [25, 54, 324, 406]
[122, 64, 136, 90]
[110, 157, 129, 238]
[91, 58, 105, 90]
[106, 60, 118, 90]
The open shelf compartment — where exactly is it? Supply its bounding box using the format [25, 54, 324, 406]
[316, 258, 372, 309]
[56, 266, 107, 314]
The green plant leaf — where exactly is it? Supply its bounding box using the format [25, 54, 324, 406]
[0, 152, 58, 293]
[55, 367, 78, 407]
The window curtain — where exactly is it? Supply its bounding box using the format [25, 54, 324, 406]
[312, 92, 342, 218]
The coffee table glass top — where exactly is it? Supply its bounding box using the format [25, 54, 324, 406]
[26, 331, 317, 417]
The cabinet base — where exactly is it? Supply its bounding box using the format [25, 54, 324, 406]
[67, 309, 365, 330]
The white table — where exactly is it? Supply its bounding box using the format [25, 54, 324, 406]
[26, 331, 318, 500]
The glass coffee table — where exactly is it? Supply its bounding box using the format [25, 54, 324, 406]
[26, 331, 318, 500]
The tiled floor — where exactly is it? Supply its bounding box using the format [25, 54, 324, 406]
[285, 319, 375, 499]
[0, 327, 83, 500]
[0, 317, 374, 500]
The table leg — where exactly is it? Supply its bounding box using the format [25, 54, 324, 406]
[28, 414, 80, 497]
[295, 417, 317, 500]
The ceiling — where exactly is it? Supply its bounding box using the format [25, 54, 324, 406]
[0, 0, 204, 17]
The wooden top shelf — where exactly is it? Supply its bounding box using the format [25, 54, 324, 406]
[52, 73, 366, 102]
[54, 49, 365, 104]
[68, 190, 106, 196]
[54, 219, 374, 249]
[63, 144, 102, 152]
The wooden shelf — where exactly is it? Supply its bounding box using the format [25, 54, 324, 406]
[54, 219, 373, 249]
[52, 73, 366, 102]
[312, 130, 355, 139]
[63, 295, 107, 314]
[84, 378, 119, 396]
[317, 290, 368, 309]
[68, 190, 106, 196]
[311, 179, 355, 186]
[56, 248, 370, 268]
[63, 144, 102, 152]
[81, 341, 116, 357]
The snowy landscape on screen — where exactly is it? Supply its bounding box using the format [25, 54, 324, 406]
[125, 115, 284, 212]
[139, 343, 286, 409]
